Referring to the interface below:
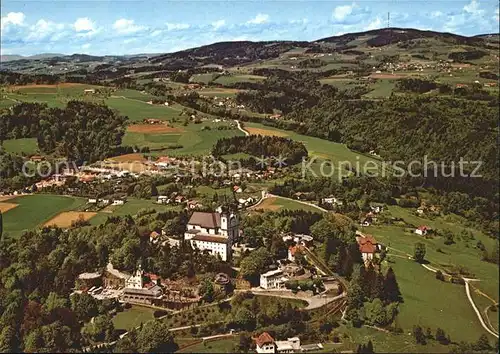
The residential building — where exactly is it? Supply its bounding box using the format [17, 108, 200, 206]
[356, 235, 378, 264]
[255, 332, 275, 353]
[276, 337, 300, 353]
[260, 269, 288, 289]
[415, 225, 431, 235]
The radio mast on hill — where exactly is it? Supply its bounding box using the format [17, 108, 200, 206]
[387, 12, 390, 28]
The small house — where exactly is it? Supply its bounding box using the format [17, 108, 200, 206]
[415, 225, 432, 236]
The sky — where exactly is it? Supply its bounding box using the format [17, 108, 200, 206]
[1, 0, 499, 56]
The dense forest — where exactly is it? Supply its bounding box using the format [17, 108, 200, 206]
[212, 135, 308, 167]
[0, 102, 127, 163]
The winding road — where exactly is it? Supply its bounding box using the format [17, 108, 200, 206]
[234, 120, 249, 136]
[464, 278, 499, 338]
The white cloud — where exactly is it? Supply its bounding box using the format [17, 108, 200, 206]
[82, 43, 91, 49]
[165, 22, 190, 31]
[430, 11, 443, 18]
[246, 13, 269, 25]
[113, 18, 145, 34]
[27, 19, 65, 40]
[333, 3, 356, 21]
[211, 19, 226, 30]
[365, 17, 382, 30]
[463, 0, 483, 15]
[150, 29, 162, 37]
[73, 17, 95, 32]
[1, 12, 25, 30]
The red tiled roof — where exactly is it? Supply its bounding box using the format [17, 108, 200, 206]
[289, 245, 303, 256]
[192, 234, 227, 244]
[255, 332, 275, 347]
[357, 235, 377, 254]
[417, 225, 431, 231]
[359, 242, 376, 254]
[150, 231, 160, 238]
[188, 212, 221, 229]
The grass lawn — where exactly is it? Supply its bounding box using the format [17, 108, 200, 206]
[106, 96, 183, 121]
[214, 74, 265, 85]
[370, 206, 499, 299]
[364, 80, 396, 98]
[337, 325, 450, 353]
[112, 305, 156, 331]
[253, 196, 323, 213]
[385, 257, 486, 342]
[195, 185, 232, 198]
[1, 194, 86, 238]
[360, 205, 499, 342]
[177, 337, 236, 353]
[2, 138, 38, 154]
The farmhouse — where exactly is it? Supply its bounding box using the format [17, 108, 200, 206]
[83, 88, 95, 94]
[144, 118, 163, 125]
[356, 235, 378, 265]
[415, 225, 432, 235]
[255, 332, 276, 353]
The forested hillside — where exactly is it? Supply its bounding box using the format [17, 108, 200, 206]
[0, 102, 127, 163]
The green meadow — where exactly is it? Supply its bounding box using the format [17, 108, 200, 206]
[2, 138, 39, 155]
[1, 194, 86, 238]
[361, 205, 498, 342]
[111, 305, 156, 331]
[106, 96, 183, 121]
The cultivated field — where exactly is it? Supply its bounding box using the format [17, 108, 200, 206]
[44, 211, 97, 228]
[126, 124, 185, 134]
[245, 126, 289, 137]
[0, 202, 18, 213]
[0, 194, 87, 238]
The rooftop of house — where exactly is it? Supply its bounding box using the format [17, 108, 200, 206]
[78, 272, 102, 279]
[191, 234, 228, 244]
[255, 332, 275, 347]
[356, 235, 377, 254]
[417, 225, 431, 231]
[261, 269, 283, 277]
[288, 245, 303, 256]
[188, 212, 221, 229]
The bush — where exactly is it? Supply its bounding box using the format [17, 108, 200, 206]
[435, 270, 445, 281]
[153, 310, 169, 318]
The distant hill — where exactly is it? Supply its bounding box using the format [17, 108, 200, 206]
[316, 28, 489, 47]
[0, 53, 64, 62]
